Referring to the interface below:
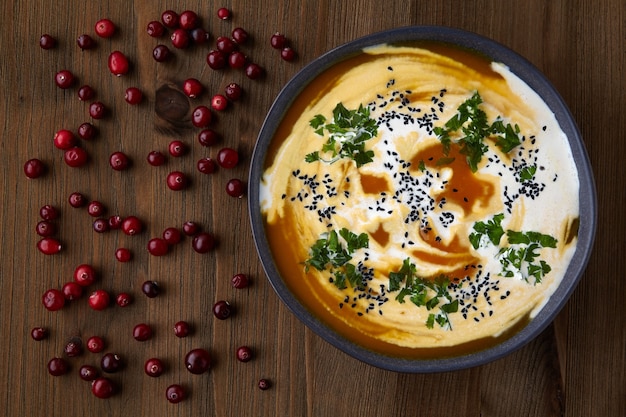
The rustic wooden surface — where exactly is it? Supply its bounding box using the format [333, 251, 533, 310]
[1, 0, 624, 416]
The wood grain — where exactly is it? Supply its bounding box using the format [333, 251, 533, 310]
[1, 0, 624, 416]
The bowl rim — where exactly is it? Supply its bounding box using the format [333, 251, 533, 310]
[248, 25, 597, 373]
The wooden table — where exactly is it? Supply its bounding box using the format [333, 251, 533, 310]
[1, 0, 624, 415]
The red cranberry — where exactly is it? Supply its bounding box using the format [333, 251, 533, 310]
[93, 218, 109, 233]
[89, 101, 107, 119]
[147, 237, 169, 256]
[192, 232, 215, 253]
[109, 151, 130, 170]
[24, 158, 46, 179]
[197, 157, 217, 175]
[206, 50, 227, 70]
[91, 377, 116, 399]
[144, 358, 164, 377]
[212, 300, 232, 320]
[55, 70, 75, 89]
[190, 27, 210, 44]
[217, 7, 231, 20]
[182, 78, 203, 98]
[163, 227, 182, 245]
[115, 248, 132, 263]
[64, 146, 88, 167]
[64, 337, 84, 357]
[31, 327, 48, 341]
[184, 348, 211, 374]
[166, 171, 189, 191]
[231, 27, 248, 44]
[245, 63, 264, 80]
[216, 36, 237, 54]
[95, 19, 116, 38]
[173, 321, 191, 338]
[62, 281, 83, 300]
[161, 10, 179, 28]
[37, 238, 62, 255]
[211, 94, 228, 111]
[48, 357, 70, 376]
[87, 336, 105, 353]
[141, 280, 160, 298]
[231, 273, 250, 289]
[78, 122, 97, 139]
[258, 378, 271, 390]
[108, 215, 122, 229]
[42, 288, 65, 311]
[153, 44, 172, 62]
[226, 178, 245, 198]
[39, 34, 57, 49]
[170, 28, 190, 49]
[77, 34, 96, 50]
[228, 51, 247, 69]
[108, 51, 130, 76]
[168, 140, 187, 157]
[236, 346, 253, 362]
[270, 32, 287, 49]
[116, 292, 132, 306]
[100, 353, 123, 373]
[36, 220, 57, 237]
[281, 46, 296, 62]
[88, 290, 110, 310]
[74, 264, 97, 286]
[68, 192, 86, 207]
[39, 204, 59, 220]
[79, 365, 99, 381]
[124, 87, 143, 104]
[182, 221, 200, 236]
[54, 129, 77, 149]
[217, 147, 239, 168]
[121, 216, 143, 235]
[166, 384, 186, 403]
[133, 323, 153, 341]
[77, 85, 96, 101]
[198, 129, 220, 147]
[87, 201, 105, 217]
[192, 105, 212, 127]
[179, 10, 199, 30]
[147, 20, 165, 37]
[147, 150, 167, 166]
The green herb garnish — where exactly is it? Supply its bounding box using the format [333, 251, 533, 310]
[469, 213, 505, 249]
[305, 102, 378, 168]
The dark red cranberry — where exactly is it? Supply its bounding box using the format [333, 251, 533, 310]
[54, 129, 76, 149]
[258, 378, 271, 390]
[217, 147, 239, 169]
[48, 357, 70, 376]
[163, 227, 182, 245]
[147, 237, 169, 255]
[109, 151, 130, 170]
[197, 157, 217, 175]
[133, 323, 153, 341]
[192, 232, 215, 253]
[170, 28, 190, 49]
[141, 280, 160, 298]
[39, 204, 59, 220]
[95, 19, 116, 38]
[173, 321, 191, 338]
[198, 129, 220, 147]
[226, 178, 245, 198]
[42, 289, 65, 311]
[144, 358, 164, 377]
[184, 348, 211, 374]
[68, 192, 86, 208]
[86, 336, 105, 353]
[245, 63, 264, 79]
[179, 10, 199, 30]
[190, 27, 210, 44]
[55, 70, 75, 89]
[108, 215, 122, 229]
[231, 273, 250, 289]
[216, 36, 236, 54]
[62, 281, 83, 300]
[166, 384, 186, 403]
[77, 34, 97, 50]
[217, 7, 231, 20]
[39, 34, 57, 49]
[93, 218, 109, 233]
[121, 216, 143, 235]
[31, 327, 49, 341]
[182, 78, 203, 98]
[231, 27, 249, 44]
[36, 220, 57, 237]
[108, 51, 130, 76]
[91, 377, 116, 399]
[236, 346, 253, 362]
[89, 101, 107, 119]
[24, 158, 46, 179]
[124, 87, 143, 104]
[64, 337, 84, 357]
[206, 50, 227, 70]
[211, 94, 228, 111]
[79, 365, 99, 381]
[161, 10, 179, 28]
[100, 353, 123, 373]
[37, 237, 62, 255]
[147, 150, 167, 166]
[146, 20, 165, 37]
[153, 44, 172, 62]
[87, 201, 105, 217]
[77, 85, 96, 101]
[88, 289, 110, 310]
[166, 171, 189, 191]
[182, 221, 200, 236]
[212, 300, 232, 320]
[115, 292, 132, 306]
[64, 147, 88, 167]
[115, 248, 132, 263]
[74, 264, 96, 286]
[192, 105, 212, 127]
[281, 46, 296, 61]
[168, 140, 187, 157]
[228, 51, 247, 69]
[78, 122, 97, 139]
[270, 32, 287, 49]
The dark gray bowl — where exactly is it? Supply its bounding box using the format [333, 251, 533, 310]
[248, 26, 597, 373]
